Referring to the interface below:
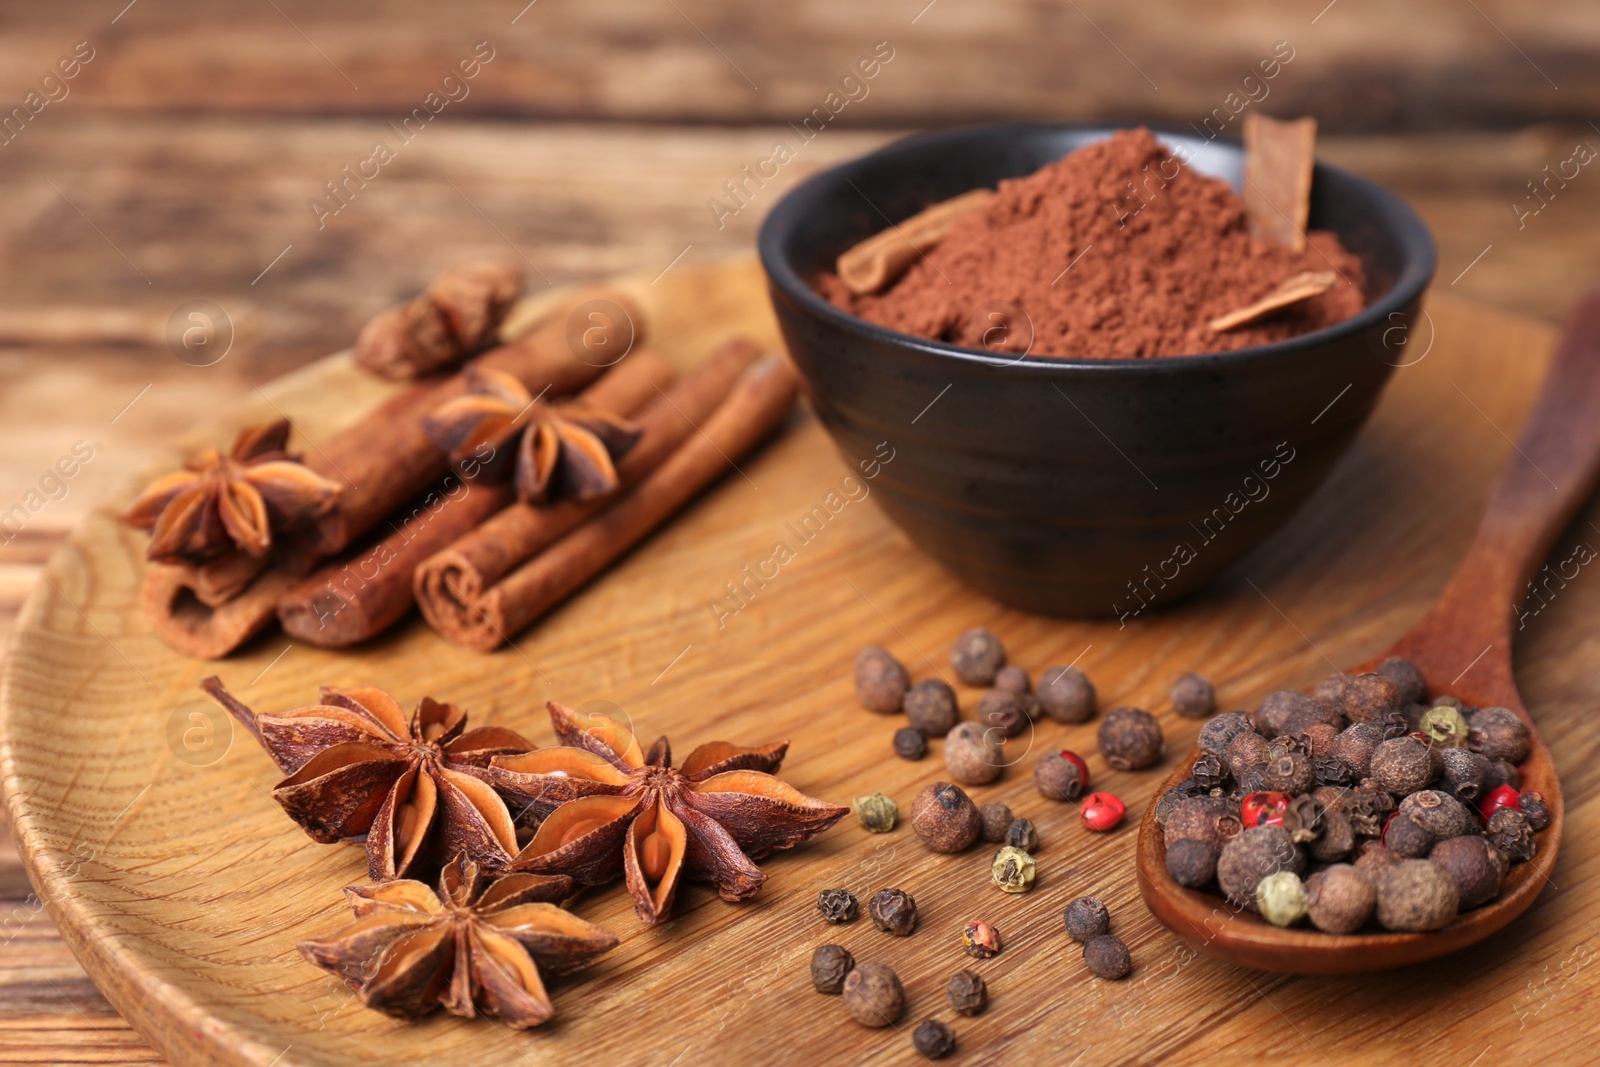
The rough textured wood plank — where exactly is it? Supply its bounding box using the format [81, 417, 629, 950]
[3, 266, 1600, 1066]
[0, 1, 1595, 130]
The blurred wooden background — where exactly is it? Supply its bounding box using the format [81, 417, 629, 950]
[2, 1, 1600, 1061]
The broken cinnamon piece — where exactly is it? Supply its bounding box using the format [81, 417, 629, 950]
[143, 562, 300, 660]
[277, 351, 674, 647]
[431, 354, 798, 651]
[1208, 271, 1339, 333]
[354, 262, 525, 380]
[837, 188, 994, 295]
[414, 339, 763, 646]
[1242, 113, 1317, 253]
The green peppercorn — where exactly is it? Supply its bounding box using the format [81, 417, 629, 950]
[991, 846, 1036, 893]
[853, 793, 898, 834]
[1255, 871, 1309, 927]
[1417, 705, 1470, 748]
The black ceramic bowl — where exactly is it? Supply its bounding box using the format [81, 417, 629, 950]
[758, 122, 1435, 618]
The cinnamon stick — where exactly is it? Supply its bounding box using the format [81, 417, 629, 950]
[836, 188, 994, 295]
[276, 350, 674, 647]
[1242, 113, 1317, 253]
[1208, 271, 1338, 333]
[143, 562, 300, 660]
[431, 354, 798, 651]
[415, 338, 763, 639]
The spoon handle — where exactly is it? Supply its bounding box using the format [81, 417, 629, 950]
[1390, 292, 1600, 705]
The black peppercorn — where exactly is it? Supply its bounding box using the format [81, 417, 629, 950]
[817, 888, 859, 924]
[1165, 837, 1219, 887]
[868, 888, 918, 936]
[1370, 736, 1438, 795]
[811, 943, 854, 993]
[950, 627, 1006, 686]
[1216, 825, 1304, 909]
[1519, 790, 1552, 832]
[904, 678, 960, 737]
[1345, 787, 1397, 838]
[979, 801, 1013, 843]
[976, 689, 1030, 738]
[1199, 711, 1254, 757]
[893, 725, 928, 761]
[1314, 757, 1355, 787]
[1038, 665, 1097, 723]
[1375, 859, 1459, 931]
[1306, 863, 1376, 933]
[1340, 672, 1403, 723]
[1398, 790, 1475, 839]
[1171, 672, 1216, 719]
[1376, 656, 1428, 706]
[854, 646, 910, 713]
[1236, 764, 1272, 795]
[946, 969, 988, 1016]
[1063, 896, 1110, 942]
[842, 961, 904, 1027]
[1281, 794, 1324, 844]
[1034, 750, 1086, 800]
[1438, 747, 1493, 801]
[1191, 752, 1231, 791]
[1429, 834, 1506, 909]
[994, 664, 1031, 694]
[1254, 690, 1318, 738]
[1005, 817, 1039, 852]
[911, 782, 981, 853]
[1468, 706, 1531, 763]
[1154, 786, 1189, 826]
[1162, 795, 1242, 853]
[1098, 706, 1164, 770]
[1083, 934, 1132, 979]
[912, 1019, 956, 1059]
[1486, 807, 1536, 863]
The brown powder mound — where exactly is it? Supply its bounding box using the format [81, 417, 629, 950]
[818, 128, 1366, 359]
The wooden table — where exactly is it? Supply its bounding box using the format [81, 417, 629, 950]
[4, 108, 1600, 1066]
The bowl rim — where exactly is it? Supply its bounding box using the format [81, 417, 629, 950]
[757, 120, 1438, 374]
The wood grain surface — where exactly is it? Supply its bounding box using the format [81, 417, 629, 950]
[4, 262, 1600, 1066]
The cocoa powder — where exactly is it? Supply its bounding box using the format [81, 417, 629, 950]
[818, 128, 1365, 359]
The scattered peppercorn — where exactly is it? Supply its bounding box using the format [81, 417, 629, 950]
[991, 846, 1037, 893]
[1165, 837, 1219, 887]
[1370, 735, 1438, 795]
[855, 646, 910, 713]
[1005, 817, 1039, 852]
[1429, 835, 1506, 909]
[979, 801, 1014, 843]
[1080, 791, 1126, 832]
[1037, 665, 1097, 723]
[853, 793, 899, 834]
[961, 919, 1002, 959]
[843, 961, 904, 1027]
[1375, 859, 1459, 932]
[950, 628, 1006, 686]
[1217, 825, 1304, 909]
[994, 664, 1031, 695]
[1171, 672, 1216, 719]
[911, 782, 981, 853]
[1163, 794, 1243, 851]
[912, 1019, 956, 1059]
[892, 726, 928, 761]
[1375, 656, 1428, 706]
[1306, 863, 1376, 933]
[1486, 806, 1536, 863]
[976, 689, 1030, 738]
[1063, 896, 1110, 942]
[811, 944, 855, 993]
[1519, 790, 1551, 832]
[1098, 706, 1164, 770]
[1468, 706, 1530, 763]
[904, 678, 960, 737]
[1034, 749, 1088, 800]
[868, 888, 918, 936]
[817, 888, 859, 925]
[944, 722, 1003, 785]
[946, 969, 988, 1016]
[1082, 934, 1132, 979]
[1255, 871, 1309, 927]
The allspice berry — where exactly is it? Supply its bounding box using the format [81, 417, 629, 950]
[892, 726, 928, 761]
[1004, 817, 1039, 852]
[1034, 750, 1087, 800]
[1308, 809, 1356, 863]
[868, 888, 918, 936]
[904, 678, 960, 737]
[1353, 842, 1402, 877]
[817, 888, 859, 925]
[1199, 711, 1254, 757]
[1468, 706, 1531, 763]
[950, 627, 1006, 686]
[1254, 690, 1318, 738]
[1376, 656, 1427, 706]
[1341, 672, 1403, 723]
[1375, 859, 1459, 932]
[976, 689, 1030, 738]
[1038, 665, 1097, 723]
[1171, 672, 1216, 719]
[994, 664, 1031, 694]
[1165, 837, 1219, 887]
[944, 722, 1003, 785]
[1282, 699, 1344, 736]
[1398, 790, 1475, 839]
[990, 846, 1037, 894]
[811, 943, 854, 993]
[912, 1020, 956, 1059]
[1329, 721, 1386, 778]
[1383, 813, 1434, 859]
[1063, 896, 1110, 942]
[1438, 747, 1493, 802]
[842, 961, 904, 1027]
[1256, 871, 1309, 927]
[1371, 735, 1438, 795]
[1429, 834, 1506, 909]
[854, 646, 910, 713]
[1224, 729, 1270, 779]
[1306, 864, 1376, 933]
[911, 782, 981, 853]
[1162, 795, 1242, 852]
[1097, 706, 1165, 770]
[1486, 806, 1536, 863]
[1082, 934, 1132, 979]
[1260, 752, 1314, 795]
[946, 969, 988, 1016]
[1217, 825, 1304, 909]
[979, 801, 1014, 843]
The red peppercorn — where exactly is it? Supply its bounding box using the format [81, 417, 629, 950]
[1239, 791, 1292, 829]
[1059, 750, 1091, 789]
[1478, 783, 1520, 823]
[1080, 792, 1125, 832]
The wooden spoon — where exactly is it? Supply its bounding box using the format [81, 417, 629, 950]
[1137, 292, 1600, 974]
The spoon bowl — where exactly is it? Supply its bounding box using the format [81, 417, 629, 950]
[1137, 292, 1600, 973]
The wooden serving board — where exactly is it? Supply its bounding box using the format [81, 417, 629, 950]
[3, 263, 1599, 1066]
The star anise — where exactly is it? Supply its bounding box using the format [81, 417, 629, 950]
[122, 418, 341, 566]
[490, 703, 849, 925]
[201, 678, 534, 881]
[298, 854, 615, 1029]
[423, 366, 642, 503]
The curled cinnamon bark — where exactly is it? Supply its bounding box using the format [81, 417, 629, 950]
[354, 262, 524, 380]
[836, 189, 994, 295]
